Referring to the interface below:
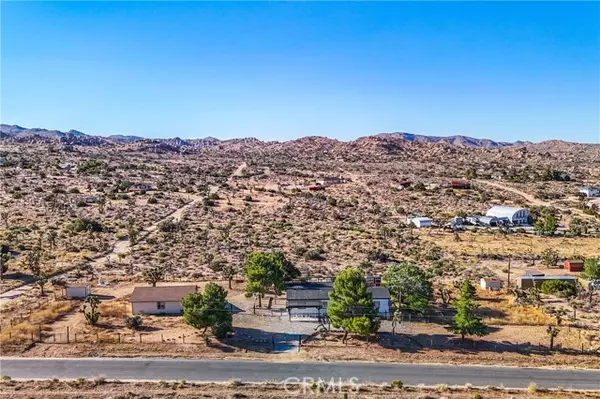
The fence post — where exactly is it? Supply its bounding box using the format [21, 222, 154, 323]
[31, 331, 34, 343]
[53, 333, 56, 343]
[38, 325, 42, 342]
[139, 334, 142, 343]
[118, 333, 120, 343]
[161, 333, 164, 343]
[66, 327, 69, 344]
[74, 333, 77, 343]
[183, 335, 185, 344]
[96, 332, 99, 343]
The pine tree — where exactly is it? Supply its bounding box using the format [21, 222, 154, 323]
[328, 266, 381, 341]
[244, 251, 299, 306]
[182, 283, 232, 338]
[446, 280, 489, 340]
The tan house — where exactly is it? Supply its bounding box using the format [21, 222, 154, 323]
[129, 285, 197, 315]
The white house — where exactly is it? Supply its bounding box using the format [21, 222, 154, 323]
[579, 186, 600, 198]
[64, 283, 91, 299]
[130, 285, 197, 315]
[410, 217, 433, 228]
[286, 283, 391, 318]
[480, 278, 502, 291]
[486, 206, 529, 225]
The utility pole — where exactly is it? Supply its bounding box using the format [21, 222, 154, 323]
[507, 255, 511, 292]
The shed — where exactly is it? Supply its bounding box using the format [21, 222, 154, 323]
[517, 276, 577, 289]
[480, 278, 503, 291]
[130, 285, 197, 315]
[65, 284, 91, 299]
[564, 259, 584, 273]
[410, 217, 433, 228]
[486, 206, 529, 225]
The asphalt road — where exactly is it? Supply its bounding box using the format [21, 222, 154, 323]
[1, 358, 599, 390]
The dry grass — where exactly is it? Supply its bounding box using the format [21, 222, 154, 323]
[477, 291, 552, 325]
[420, 230, 600, 257]
[98, 302, 127, 318]
[0, 301, 78, 343]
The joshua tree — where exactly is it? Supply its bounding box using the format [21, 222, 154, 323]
[546, 326, 559, 350]
[81, 295, 101, 325]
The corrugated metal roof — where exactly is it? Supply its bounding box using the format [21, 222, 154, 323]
[287, 286, 390, 301]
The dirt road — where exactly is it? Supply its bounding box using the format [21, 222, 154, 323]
[0, 195, 202, 307]
[476, 180, 547, 206]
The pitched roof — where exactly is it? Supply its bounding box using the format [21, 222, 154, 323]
[130, 285, 197, 302]
[286, 286, 390, 301]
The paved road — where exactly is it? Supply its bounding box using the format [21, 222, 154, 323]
[1, 358, 599, 389]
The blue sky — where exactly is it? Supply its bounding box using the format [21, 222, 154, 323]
[2, 1, 599, 143]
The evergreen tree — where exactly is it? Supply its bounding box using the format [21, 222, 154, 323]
[534, 213, 558, 236]
[446, 280, 489, 340]
[582, 258, 600, 281]
[244, 251, 298, 306]
[382, 262, 432, 313]
[182, 283, 232, 338]
[328, 266, 381, 341]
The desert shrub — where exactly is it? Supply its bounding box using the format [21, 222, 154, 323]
[124, 315, 143, 330]
[244, 195, 253, 202]
[147, 196, 158, 204]
[390, 380, 403, 389]
[69, 187, 80, 194]
[471, 393, 483, 399]
[67, 218, 104, 233]
[304, 249, 325, 261]
[540, 280, 576, 297]
[76, 200, 88, 207]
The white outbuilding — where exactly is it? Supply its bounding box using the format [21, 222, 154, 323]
[64, 284, 91, 299]
[410, 217, 433, 228]
[486, 206, 529, 225]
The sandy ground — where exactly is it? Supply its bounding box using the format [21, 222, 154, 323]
[0, 379, 598, 399]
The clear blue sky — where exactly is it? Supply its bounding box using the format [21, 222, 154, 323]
[2, 1, 599, 143]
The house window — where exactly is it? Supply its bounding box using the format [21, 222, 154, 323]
[157, 301, 166, 310]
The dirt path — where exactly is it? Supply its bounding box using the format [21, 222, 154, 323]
[232, 161, 247, 178]
[0, 165, 234, 307]
[476, 180, 548, 206]
[0, 195, 203, 307]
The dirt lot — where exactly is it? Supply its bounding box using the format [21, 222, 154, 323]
[0, 379, 598, 399]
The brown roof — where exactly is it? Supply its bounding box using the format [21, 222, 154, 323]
[565, 259, 584, 264]
[130, 286, 197, 302]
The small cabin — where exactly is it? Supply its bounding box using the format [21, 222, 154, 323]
[480, 278, 503, 291]
[564, 259, 584, 273]
[65, 284, 91, 299]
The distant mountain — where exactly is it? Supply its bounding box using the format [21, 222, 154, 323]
[2, 124, 590, 153]
[370, 132, 531, 148]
